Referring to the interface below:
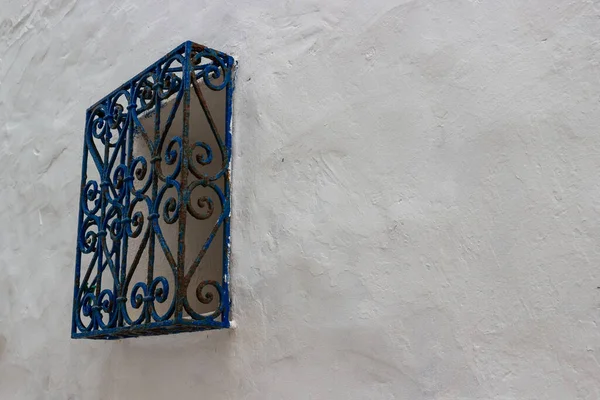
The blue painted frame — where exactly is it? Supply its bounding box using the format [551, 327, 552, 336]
[72, 41, 234, 339]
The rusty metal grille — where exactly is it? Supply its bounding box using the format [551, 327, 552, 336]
[72, 41, 234, 339]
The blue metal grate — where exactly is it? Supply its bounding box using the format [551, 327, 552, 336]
[72, 41, 234, 339]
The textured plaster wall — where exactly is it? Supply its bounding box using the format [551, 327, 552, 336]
[1, 0, 600, 399]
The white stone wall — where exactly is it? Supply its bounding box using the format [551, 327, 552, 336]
[2, 1, 600, 399]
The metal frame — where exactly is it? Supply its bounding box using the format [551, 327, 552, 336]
[72, 41, 234, 339]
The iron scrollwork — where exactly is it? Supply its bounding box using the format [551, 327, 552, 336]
[72, 41, 234, 339]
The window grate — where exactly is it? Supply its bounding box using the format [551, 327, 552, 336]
[72, 41, 235, 339]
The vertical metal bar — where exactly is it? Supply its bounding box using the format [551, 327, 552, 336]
[176, 41, 192, 321]
[119, 84, 135, 327]
[96, 100, 110, 331]
[147, 66, 161, 324]
[221, 56, 235, 327]
[113, 104, 125, 327]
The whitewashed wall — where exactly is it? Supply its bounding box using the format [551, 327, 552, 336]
[2, 1, 600, 399]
